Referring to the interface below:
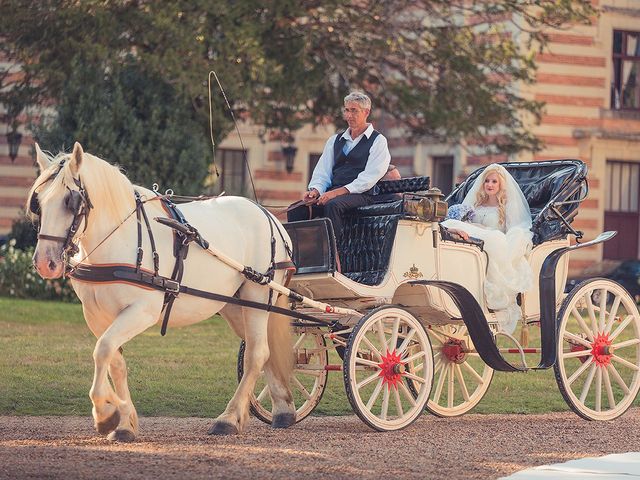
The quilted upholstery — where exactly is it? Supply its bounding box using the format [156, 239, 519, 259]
[376, 176, 430, 194]
[339, 213, 400, 286]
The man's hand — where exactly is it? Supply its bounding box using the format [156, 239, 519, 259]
[303, 189, 320, 203]
[317, 187, 349, 206]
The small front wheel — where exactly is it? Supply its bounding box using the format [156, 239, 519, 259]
[555, 278, 640, 420]
[238, 327, 328, 424]
[343, 306, 433, 431]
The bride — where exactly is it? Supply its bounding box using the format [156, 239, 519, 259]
[442, 164, 533, 334]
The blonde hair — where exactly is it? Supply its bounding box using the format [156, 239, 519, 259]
[474, 166, 507, 227]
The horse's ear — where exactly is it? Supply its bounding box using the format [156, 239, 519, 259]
[34, 143, 52, 172]
[70, 142, 84, 176]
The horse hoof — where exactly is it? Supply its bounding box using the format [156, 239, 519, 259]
[107, 429, 136, 443]
[95, 410, 121, 435]
[208, 422, 238, 435]
[272, 413, 296, 429]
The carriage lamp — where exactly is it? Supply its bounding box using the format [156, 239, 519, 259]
[282, 145, 297, 174]
[6, 128, 22, 162]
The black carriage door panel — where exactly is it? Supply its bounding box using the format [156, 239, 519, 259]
[604, 160, 640, 260]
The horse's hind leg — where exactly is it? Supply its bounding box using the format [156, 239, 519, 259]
[90, 302, 158, 442]
[264, 295, 295, 428]
[210, 284, 271, 435]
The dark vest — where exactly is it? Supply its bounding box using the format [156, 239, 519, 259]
[330, 129, 380, 191]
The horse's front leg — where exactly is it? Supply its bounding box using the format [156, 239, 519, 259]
[106, 348, 139, 442]
[90, 302, 158, 442]
[210, 304, 270, 435]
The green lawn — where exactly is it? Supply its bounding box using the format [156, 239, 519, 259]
[0, 297, 635, 418]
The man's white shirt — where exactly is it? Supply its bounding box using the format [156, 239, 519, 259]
[308, 124, 391, 194]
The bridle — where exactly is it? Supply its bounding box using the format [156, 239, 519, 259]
[29, 159, 93, 260]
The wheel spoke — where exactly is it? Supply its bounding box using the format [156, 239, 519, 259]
[355, 356, 381, 368]
[571, 307, 595, 341]
[607, 363, 630, 394]
[561, 349, 592, 359]
[404, 371, 427, 384]
[609, 315, 635, 342]
[381, 386, 390, 420]
[293, 332, 306, 350]
[455, 364, 470, 401]
[612, 338, 640, 351]
[428, 329, 447, 345]
[447, 363, 455, 408]
[357, 371, 381, 390]
[365, 379, 384, 410]
[389, 316, 400, 352]
[567, 357, 593, 385]
[393, 386, 404, 416]
[605, 295, 622, 334]
[598, 288, 607, 332]
[256, 385, 270, 402]
[461, 360, 485, 384]
[603, 367, 616, 409]
[585, 294, 598, 334]
[611, 354, 640, 371]
[397, 328, 417, 354]
[399, 381, 417, 406]
[292, 376, 312, 400]
[595, 366, 602, 412]
[564, 332, 592, 349]
[361, 335, 383, 361]
[376, 319, 387, 354]
[433, 362, 447, 404]
[403, 350, 427, 364]
[579, 363, 597, 403]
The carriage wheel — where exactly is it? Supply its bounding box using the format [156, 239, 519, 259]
[425, 324, 494, 417]
[237, 328, 328, 424]
[343, 306, 433, 431]
[555, 278, 640, 420]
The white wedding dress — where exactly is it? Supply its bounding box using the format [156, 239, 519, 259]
[441, 166, 533, 334]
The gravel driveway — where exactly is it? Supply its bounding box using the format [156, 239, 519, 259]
[1, 410, 639, 479]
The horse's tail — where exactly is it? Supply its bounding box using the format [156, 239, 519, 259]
[267, 294, 294, 388]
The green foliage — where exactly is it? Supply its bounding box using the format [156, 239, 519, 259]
[0, 241, 77, 302]
[1, 1, 597, 156]
[35, 57, 210, 194]
[8, 213, 38, 250]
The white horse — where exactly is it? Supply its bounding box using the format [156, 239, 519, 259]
[29, 142, 296, 441]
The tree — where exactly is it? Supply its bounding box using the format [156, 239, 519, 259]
[1, 0, 596, 162]
[36, 57, 210, 194]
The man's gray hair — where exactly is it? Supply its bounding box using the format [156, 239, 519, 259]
[344, 92, 371, 110]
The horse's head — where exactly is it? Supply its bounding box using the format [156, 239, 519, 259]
[30, 142, 93, 279]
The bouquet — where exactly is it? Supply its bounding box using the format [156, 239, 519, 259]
[446, 204, 475, 222]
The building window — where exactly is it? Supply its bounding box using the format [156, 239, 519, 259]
[604, 160, 640, 260]
[308, 153, 321, 184]
[612, 30, 640, 110]
[216, 148, 247, 196]
[431, 155, 454, 195]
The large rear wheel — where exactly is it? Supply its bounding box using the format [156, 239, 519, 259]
[343, 306, 433, 431]
[555, 278, 640, 420]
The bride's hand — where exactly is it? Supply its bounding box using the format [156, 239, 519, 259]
[448, 228, 470, 241]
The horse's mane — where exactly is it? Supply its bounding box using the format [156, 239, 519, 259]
[28, 150, 136, 226]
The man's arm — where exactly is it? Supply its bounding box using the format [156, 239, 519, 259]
[306, 134, 337, 198]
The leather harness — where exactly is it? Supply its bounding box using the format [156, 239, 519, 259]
[31, 164, 318, 334]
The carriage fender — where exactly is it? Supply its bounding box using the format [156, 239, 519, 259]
[537, 230, 617, 369]
[408, 279, 524, 372]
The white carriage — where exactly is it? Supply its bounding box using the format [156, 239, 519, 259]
[240, 159, 640, 431]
